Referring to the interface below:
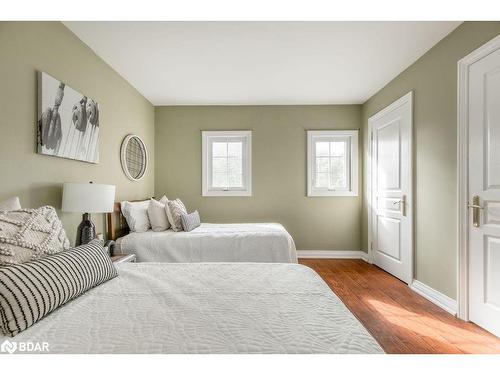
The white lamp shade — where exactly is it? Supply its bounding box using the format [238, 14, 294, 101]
[62, 183, 116, 213]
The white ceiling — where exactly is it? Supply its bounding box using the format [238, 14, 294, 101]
[64, 21, 461, 105]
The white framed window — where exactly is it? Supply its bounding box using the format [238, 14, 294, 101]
[307, 130, 358, 197]
[202, 131, 252, 197]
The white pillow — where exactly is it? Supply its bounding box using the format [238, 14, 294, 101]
[121, 200, 151, 233]
[0, 196, 21, 211]
[147, 196, 170, 232]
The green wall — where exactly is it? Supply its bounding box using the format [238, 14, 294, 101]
[3, 21, 500, 300]
[361, 22, 500, 299]
[0, 22, 155, 244]
[155, 105, 362, 251]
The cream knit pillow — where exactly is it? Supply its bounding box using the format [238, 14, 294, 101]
[0, 206, 70, 267]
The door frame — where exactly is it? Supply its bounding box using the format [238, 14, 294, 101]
[367, 91, 414, 285]
[457, 34, 500, 321]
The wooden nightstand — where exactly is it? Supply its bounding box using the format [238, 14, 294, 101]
[111, 254, 136, 263]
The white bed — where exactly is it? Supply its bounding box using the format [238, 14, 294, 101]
[116, 223, 298, 263]
[7, 263, 383, 354]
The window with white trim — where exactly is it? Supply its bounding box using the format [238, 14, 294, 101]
[307, 130, 358, 197]
[202, 131, 252, 196]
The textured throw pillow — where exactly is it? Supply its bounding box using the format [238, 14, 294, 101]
[0, 240, 118, 337]
[147, 196, 170, 232]
[180, 210, 201, 232]
[121, 200, 151, 232]
[0, 206, 70, 267]
[0, 197, 21, 211]
[166, 199, 187, 232]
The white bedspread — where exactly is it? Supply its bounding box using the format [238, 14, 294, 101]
[7, 263, 383, 354]
[117, 223, 298, 263]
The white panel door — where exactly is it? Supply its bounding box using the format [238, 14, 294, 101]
[468, 47, 500, 337]
[369, 92, 412, 283]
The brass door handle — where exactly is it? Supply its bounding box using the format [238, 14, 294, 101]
[467, 204, 484, 209]
[468, 195, 483, 227]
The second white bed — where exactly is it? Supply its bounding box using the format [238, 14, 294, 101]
[116, 223, 297, 263]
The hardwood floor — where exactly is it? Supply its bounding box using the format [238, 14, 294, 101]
[299, 258, 500, 354]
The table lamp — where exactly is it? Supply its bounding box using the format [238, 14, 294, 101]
[62, 182, 116, 246]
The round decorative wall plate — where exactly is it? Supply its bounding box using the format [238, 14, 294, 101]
[120, 134, 148, 181]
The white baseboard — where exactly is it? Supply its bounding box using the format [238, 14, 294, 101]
[410, 280, 457, 315]
[297, 250, 368, 261]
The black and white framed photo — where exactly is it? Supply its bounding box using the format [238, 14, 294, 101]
[37, 71, 100, 163]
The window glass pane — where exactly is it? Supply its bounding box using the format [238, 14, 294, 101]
[211, 141, 244, 189]
[315, 157, 329, 173]
[330, 141, 345, 157]
[314, 172, 329, 188]
[330, 156, 346, 188]
[315, 141, 329, 157]
[228, 157, 242, 175]
[227, 141, 242, 158]
[212, 157, 227, 174]
[228, 173, 243, 188]
[212, 142, 227, 157]
[204, 132, 251, 195]
[308, 132, 356, 196]
[212, 173, 228, 188]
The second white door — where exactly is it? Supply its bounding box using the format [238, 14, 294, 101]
[467, 41, 500, 337]
[369, 92, 413, 283]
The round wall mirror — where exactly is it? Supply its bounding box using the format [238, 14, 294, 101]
[120, 134, 148, 181]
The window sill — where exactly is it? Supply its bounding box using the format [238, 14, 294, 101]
[307, 190, 358, 197]
[202, 190, 252, 197]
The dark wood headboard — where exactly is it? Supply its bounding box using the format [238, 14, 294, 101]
[106, 198, 154, 241]
[106, 202, 128, 241]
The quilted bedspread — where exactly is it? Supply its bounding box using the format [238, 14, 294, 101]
[8, 263, 383, 353]
[116, 223, 298, 263]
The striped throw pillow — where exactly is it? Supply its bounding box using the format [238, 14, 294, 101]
[166, 199, 187, 232]
[0, 240, 117, 337]
[180, 211, 201, 232]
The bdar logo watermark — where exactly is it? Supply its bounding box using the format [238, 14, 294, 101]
[1, 339, 49, 354]
[1, 340, 17, 354]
